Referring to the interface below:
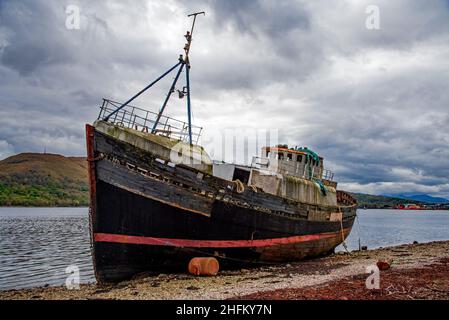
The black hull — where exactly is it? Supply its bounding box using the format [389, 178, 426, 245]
[86, 125, 357, 283]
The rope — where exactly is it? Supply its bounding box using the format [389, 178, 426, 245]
[356, 213, 362, 251]
[120, 227, 281, 266]
[313, 178, 327, 196]
[87, 155, 103, 162]
[183, 246, 281, 266]
[233, 179, 245, 194]
[249, 185, 258, 193]
[339, 208, 351, 254]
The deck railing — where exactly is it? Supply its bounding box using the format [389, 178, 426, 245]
[97, 99, 203, 145]
[251, 156, 335, 181]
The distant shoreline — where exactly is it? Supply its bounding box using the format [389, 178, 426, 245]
[2, 153, 447, 210]
[1, 206, 448, 211]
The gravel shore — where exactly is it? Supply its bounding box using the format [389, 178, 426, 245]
[1, 241, 448, 300]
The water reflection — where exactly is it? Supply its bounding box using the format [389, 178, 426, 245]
[0, 208, 94, 291]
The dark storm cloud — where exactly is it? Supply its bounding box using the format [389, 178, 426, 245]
[1, 0, 449, 198]
[0, 0, 171, 157]
[0, 1, 74, 75]
[210, 0, 309, 38]
[209, 0, 312, 62]
[174, 0, 321, 93]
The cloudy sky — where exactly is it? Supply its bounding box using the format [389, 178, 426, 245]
[1, 0, 449, 198]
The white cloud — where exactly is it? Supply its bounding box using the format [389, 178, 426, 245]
[0, 140, 14, 160]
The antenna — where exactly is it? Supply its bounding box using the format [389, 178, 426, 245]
[184, 11, 205, 65]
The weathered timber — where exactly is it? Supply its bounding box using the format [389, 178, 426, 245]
[94, 130, 356, 221]
[97, 159, 214, 217]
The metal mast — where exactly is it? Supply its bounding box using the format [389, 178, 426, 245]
[102, 12, 205, 145]
[184, 11, 205, 145]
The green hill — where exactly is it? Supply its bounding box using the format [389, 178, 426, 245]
[350, 192, 425, 209]
[0, 153, 88, 207]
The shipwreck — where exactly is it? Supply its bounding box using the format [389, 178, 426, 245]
[85, 12, 357, 282]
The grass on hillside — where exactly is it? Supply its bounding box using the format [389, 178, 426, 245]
[0, 173, 89, 207]
[351, 192, 424, 209]
[0, 153, 89, 207]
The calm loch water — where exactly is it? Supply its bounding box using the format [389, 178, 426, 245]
[340, 209, 449, 251]
[0, 208, 94, 291]
[0, 207, 448, 291]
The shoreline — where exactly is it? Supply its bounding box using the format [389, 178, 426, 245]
[236, 257, 449, 300]
[1, 240, 448, 300]
[2, 206, 449, 210]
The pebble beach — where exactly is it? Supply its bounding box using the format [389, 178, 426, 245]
[1, 241, 448, 300]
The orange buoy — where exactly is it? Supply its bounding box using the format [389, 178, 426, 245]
[188, 257, 220, 276]
[376, 260, 391, 271]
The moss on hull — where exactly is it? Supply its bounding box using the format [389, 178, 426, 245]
[284, 175, 337, 207]
[94, 120, 213, 174]
[250, 170, 337, 207]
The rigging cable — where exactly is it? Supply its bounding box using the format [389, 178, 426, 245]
[356, 212, 362, 251]
[339, 207, 351, 254]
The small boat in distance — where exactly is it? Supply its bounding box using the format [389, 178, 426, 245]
[395, 203, 424, 210]
[85, 13, 357, 283]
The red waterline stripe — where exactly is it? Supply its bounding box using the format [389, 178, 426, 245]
[94, 228, 350, 248]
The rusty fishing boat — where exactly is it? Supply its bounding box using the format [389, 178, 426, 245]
[86, 13, 357, 283]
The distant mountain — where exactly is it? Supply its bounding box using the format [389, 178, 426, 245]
[350, 193, 425, 209]
[0, 153, 88, 206]
[386, 194, 449, 204]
